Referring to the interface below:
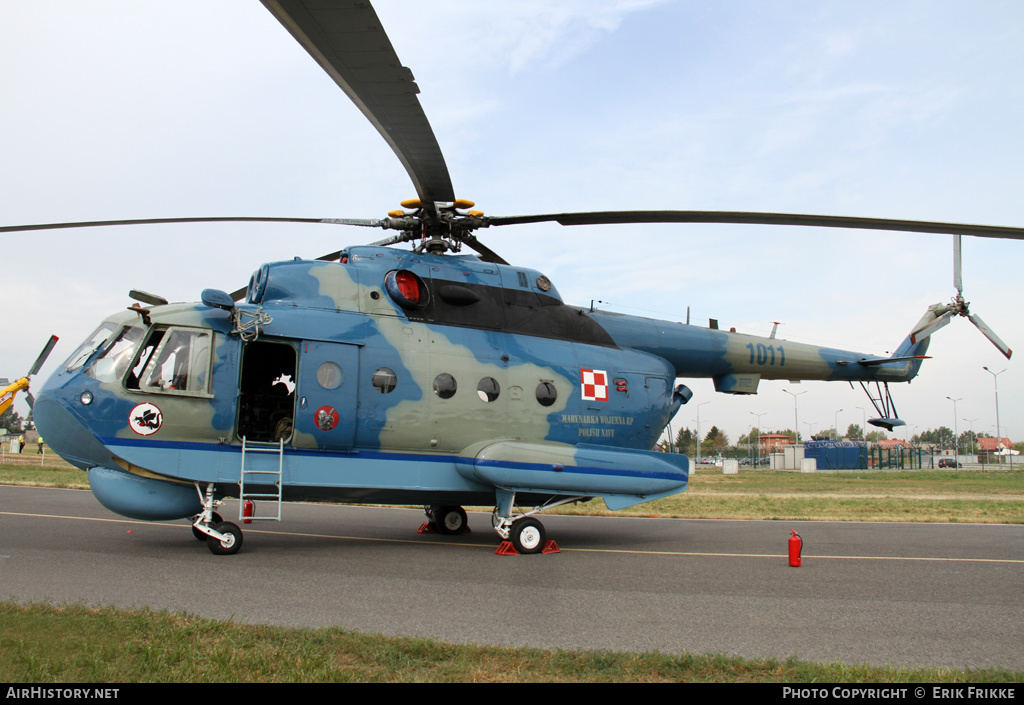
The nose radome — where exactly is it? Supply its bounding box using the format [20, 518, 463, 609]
[32, 393, 117, 471]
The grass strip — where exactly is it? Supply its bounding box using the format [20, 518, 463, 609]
[1, 602, 1019, 683]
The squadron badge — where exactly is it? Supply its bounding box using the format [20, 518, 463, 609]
[129, 403, 163, 436]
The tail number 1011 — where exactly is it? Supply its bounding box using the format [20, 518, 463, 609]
[746, 343, 785, 367]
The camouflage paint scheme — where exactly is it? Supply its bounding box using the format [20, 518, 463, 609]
[33, 245, 929, 522]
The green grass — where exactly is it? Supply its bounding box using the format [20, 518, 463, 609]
[0, 453, 87, 489]
[1, 602, 1019, 683]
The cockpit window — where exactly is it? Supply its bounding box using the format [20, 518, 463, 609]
[84, 325, 146, 383]
[64, 322, 120, 372]
[128, 327, 213, 396]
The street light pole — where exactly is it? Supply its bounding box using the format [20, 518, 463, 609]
[783, 389, 806, 445]
[964, 418, 977, 461]
[983, 367, 1004, 465]
[695, 401, 710, 469]
[750, 411, 766, 463]
[946, 396, 961, 468]
[834, 408, 843, 441]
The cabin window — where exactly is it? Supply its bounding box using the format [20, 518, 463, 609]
[477, 377, 500, 403]
[372, 367, 397, 394]
[536, 382, 558, 407]
[129, 327, 213, 396]
[433, 373, 457, 399]
[316, 362, 344, 390]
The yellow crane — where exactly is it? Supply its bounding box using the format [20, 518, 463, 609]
[1, 336, 59, 420]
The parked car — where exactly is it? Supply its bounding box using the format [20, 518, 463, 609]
[938, 458, 962, 468]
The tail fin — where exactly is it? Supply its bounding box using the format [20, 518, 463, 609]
[887, 306, 941, 379]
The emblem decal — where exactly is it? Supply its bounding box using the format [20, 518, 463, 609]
[129, 402, 163, 436]
[580, 369, 609, 402]
[315, 405, 339, 431]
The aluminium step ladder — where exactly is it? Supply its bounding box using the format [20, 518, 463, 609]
[239, 436, 285, 521]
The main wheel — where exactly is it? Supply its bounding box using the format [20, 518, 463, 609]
[510, 517, 546, 554]
[434, 505, 468, 535]
[206, 521, 243, 555]
[192, 512, 223, 541]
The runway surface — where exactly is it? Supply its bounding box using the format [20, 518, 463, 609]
[1, 485, 1021, 670]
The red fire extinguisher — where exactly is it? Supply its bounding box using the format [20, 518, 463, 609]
[243, 500, 255, 524]
[788, 529, 802, 567]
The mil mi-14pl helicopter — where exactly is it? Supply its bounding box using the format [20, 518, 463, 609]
[4, 1, 1021, 555]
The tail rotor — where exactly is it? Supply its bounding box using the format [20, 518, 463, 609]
[910, 235, 1012, 359]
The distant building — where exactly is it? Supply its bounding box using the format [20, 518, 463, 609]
[875, 439, 908, 449]
[978, 437, 1013, 452]
[759, 434, 793, 453]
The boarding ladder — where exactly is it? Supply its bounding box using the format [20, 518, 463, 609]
[239, 436, 285, 521]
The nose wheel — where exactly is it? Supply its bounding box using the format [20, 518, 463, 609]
[206, 521, 243, 555]
[192, 483, 244, 555]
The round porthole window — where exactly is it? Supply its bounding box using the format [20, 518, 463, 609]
[316, 362, 343, 390]
[433, 373, 457, 399]
[477, 377, 500, 402]
[372, 367, 397, 394]
[536, 382, 557, 407]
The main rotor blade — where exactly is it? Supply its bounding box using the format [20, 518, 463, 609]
[485, 211, 1024, 240]
[968, 313, 1013, 359]
[0, 217, 380, 234]
[261, 0, 455, 212]
[27, 335, 59, 377]
[461, 234, 509, 265]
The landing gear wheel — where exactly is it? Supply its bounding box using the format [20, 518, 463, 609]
[510, 517, 546, 554]
[434, 505, 468, 535]
[192, 512, 223, 541]
[206, 521, 243, 555]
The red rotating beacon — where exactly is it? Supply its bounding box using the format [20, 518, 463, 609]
[788, 529, 803, 567]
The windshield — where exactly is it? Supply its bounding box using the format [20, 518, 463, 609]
[64, 322, 119, 372]
[83, 325, 146, 384]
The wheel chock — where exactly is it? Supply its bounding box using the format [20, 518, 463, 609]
[495, 540, 561, 555]
[417, 522, 437, 534]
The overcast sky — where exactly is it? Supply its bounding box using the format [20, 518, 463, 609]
[2, 1, 1022, 448]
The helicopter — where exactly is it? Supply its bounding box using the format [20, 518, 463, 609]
[3, 1, 1023, 555]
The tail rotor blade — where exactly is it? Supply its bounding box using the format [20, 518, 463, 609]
[24, 391, 36, 425]
[27, 335, 59, 377]
[968, 313, 1013, 359]
[910, 311, 953, 344]
[953, 234, 963, 294]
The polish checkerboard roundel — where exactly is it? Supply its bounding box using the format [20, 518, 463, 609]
[580, 368, 609, 402]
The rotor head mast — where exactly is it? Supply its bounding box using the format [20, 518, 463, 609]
[368, 198, 501, 262]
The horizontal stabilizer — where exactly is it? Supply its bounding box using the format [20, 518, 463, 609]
[868, 417, 906, 431]
[856, 355, 932, 367]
